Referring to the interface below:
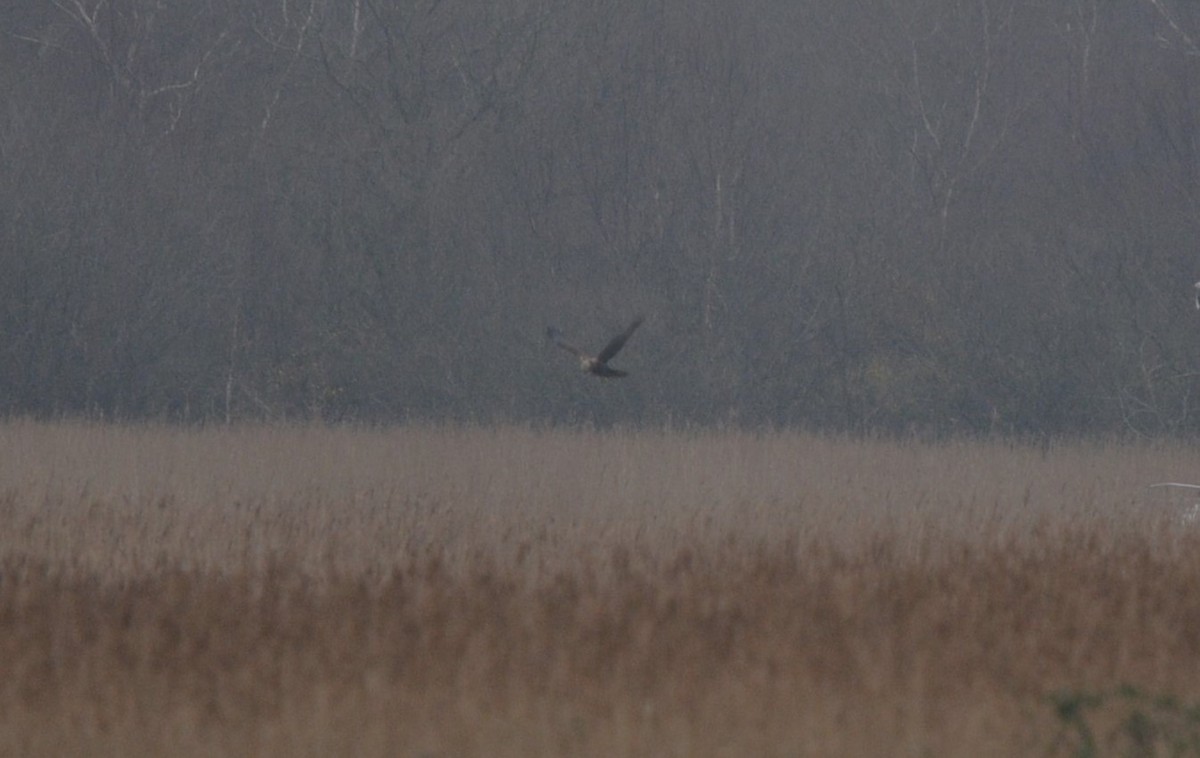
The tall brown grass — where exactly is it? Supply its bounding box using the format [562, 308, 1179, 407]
[2, 420, 1200, 756]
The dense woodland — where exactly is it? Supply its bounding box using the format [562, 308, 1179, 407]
[3, 0, 1200, 433]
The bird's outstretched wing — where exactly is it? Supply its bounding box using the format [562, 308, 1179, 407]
[546, 327, 586, 358]
[595, 316, 644, 365]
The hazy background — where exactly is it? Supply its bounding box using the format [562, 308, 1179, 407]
[3, 0, 1200, 434]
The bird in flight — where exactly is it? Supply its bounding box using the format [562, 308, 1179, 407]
[547, 316, 644, 378]
[1194, 281, 1200, 310]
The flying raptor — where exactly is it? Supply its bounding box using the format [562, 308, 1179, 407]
[547, 317, 644, 378]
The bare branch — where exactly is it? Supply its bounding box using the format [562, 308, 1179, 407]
[1146, 0, 1200, 56]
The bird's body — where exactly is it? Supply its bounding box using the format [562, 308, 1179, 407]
[1194, 281, 1200, 310]
[547, 317, 643, 379]
[578, 356, 628, 378]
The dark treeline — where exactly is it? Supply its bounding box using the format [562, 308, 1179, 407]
[2, 0, 1200, 434]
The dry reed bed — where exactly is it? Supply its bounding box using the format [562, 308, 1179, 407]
[1, 421, 1199, 756]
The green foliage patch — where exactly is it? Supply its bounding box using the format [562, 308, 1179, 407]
[1049, 685, 1200, 757]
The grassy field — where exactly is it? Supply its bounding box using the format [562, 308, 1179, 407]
[2, 421, 1200, 756]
